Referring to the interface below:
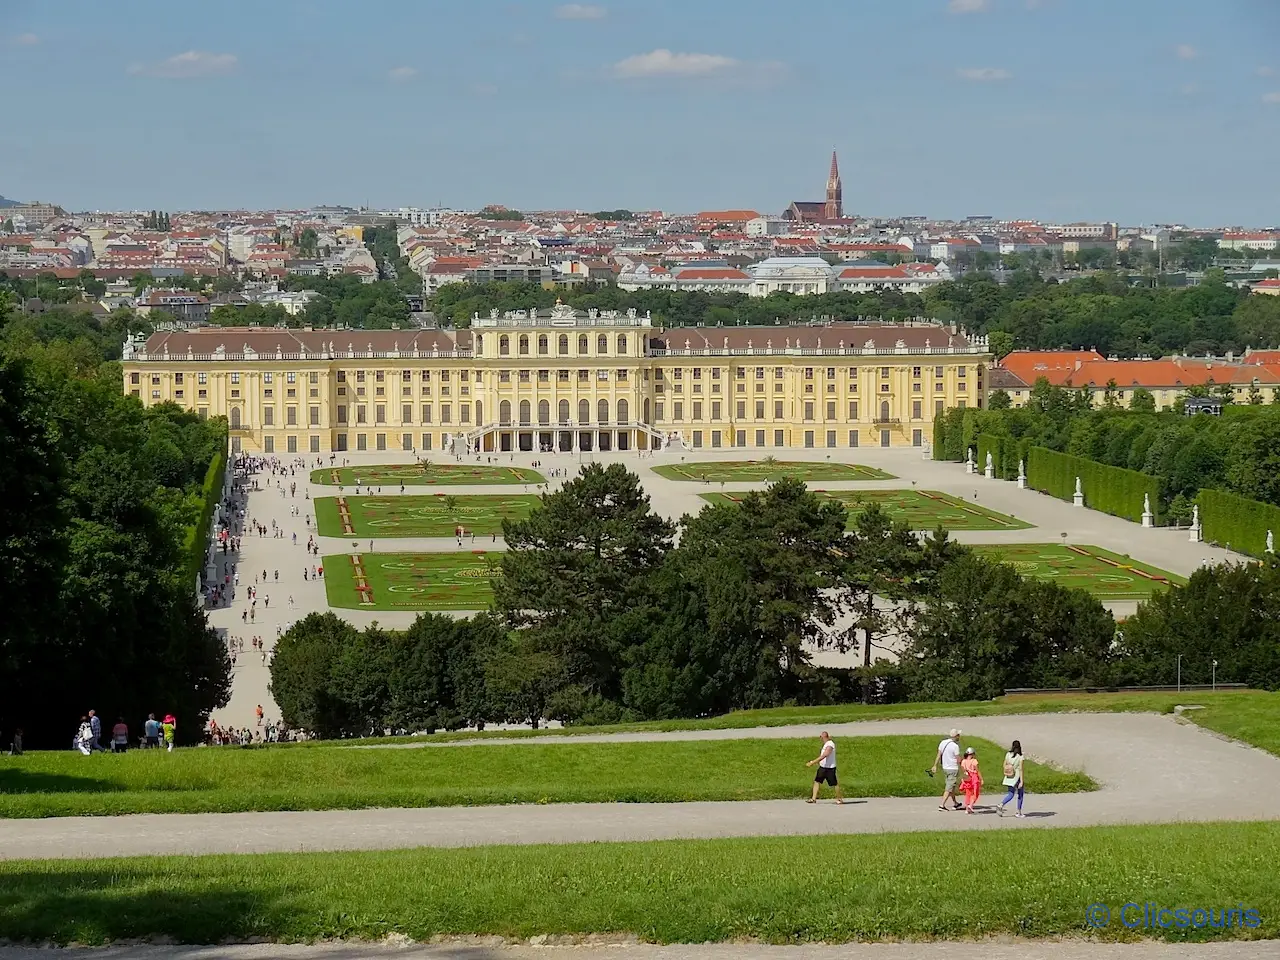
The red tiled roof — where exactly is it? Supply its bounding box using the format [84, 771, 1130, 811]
[998, 350, 1106, 386]
[674, 268, 749, 280]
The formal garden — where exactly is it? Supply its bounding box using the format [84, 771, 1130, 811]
[970, 543, 1184, 601]
[310, 462, 544, 487]
[314, 494, 540, 538]
[323, 551, 497, 610]
[700, 488, 1033, 531]
[651, 459, 894, 483]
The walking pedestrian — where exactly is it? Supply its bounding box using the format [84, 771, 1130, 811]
[144, 713, 160, 748]
[805, 730, 844, 804]
[75, 716, 94, 755]
[162, 714, 177, 752]
[932, 728, 964, 811]
[960, 747, 982, 813]
[997, 740, 1026, 818]
[88, 709, 102, 753]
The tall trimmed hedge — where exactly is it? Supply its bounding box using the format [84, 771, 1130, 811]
[183, 431, 228, 589]
[1027, 446, 1162, 524]
[1199, 488, 1280, 558]
[932, 415, 947, 460]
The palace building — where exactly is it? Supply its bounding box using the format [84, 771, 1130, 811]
[121, 302, 989, 455]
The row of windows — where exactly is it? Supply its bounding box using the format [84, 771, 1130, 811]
[480, 333, 630, 357]
[133, 364, 976, 388]
[654, 399, 943, 422]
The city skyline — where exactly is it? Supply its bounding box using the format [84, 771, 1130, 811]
[2, 0, 1279, 224]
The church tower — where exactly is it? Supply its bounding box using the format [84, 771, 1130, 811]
[824, 150, 843, 220]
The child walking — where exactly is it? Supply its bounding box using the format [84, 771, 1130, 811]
[959, 746, 982, 813]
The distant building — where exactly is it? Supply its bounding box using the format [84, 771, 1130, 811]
[135, 290, 210, 323]
[1184, 396, 1223, 416]
[784, 151, 843, 223]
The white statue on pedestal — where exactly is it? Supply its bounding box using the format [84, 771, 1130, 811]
[965, 449, 975, 475]
[984, 452, 994, 479]
[1267, 529, 1275, 554]
[1073, 476, 1084, 508]
[1017, 458, 1026, 489]
[1141, 493, 1154, 529]
[1189, 504, 1202, 543]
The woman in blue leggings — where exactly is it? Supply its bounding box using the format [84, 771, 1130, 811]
[998, 739, 1025, 818]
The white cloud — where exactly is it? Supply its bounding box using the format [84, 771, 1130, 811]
[948, 0, 991, 12]
[1175, 44, 1198, 61]
[1263, 91, 1280, 104]
[957, 67, 1012, 81]
[1258, 66, 1274, 77]
[128, 50, 237, 79]
[388, 66, 417, 81]
[613, 48, 737, 79]
[555, 3, 606, 19]
[14, 33, 38, 46]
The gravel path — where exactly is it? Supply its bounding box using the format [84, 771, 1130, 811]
[3, 713, 1278, 860]
[0, 939, 1275, 960]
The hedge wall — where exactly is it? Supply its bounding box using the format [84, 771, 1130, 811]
[183, 432, 228, 589]
[1026, 446, 1162, 524]
[1198, 488, 1280, 558]
[933, 415, 948, 460]
[976, 433, 1005, 478]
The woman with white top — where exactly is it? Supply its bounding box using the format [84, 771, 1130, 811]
[998, 739, 1026, 818]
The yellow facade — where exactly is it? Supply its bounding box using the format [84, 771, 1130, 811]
[122, 309, 990, 455]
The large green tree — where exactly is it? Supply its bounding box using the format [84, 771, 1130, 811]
[494, 463, 674, 713]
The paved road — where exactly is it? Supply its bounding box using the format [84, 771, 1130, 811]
[0, 940, 1275, 960]
[3, 713, 1278, 860]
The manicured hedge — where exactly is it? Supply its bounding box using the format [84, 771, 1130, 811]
[976, 433, 1004, 478]
[932, 415, 947, 460]
[1026, 446, 1162, 524]
[1198, 488, 1280, 558]
[183, 429, 228, 589]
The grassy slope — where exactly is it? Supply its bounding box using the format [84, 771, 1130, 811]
[2, 823, 1276, 944]
[338, 690, 1280, 751]
[0, 736, 1088, 819]
[699, 489, 1033, 530]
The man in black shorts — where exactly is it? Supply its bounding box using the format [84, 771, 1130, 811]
[805, 730, 844, 804]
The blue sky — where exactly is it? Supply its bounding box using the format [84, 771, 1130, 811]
[2, 0, 1278, 224]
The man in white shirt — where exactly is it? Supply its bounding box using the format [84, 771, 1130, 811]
[805, 731, 844, 804]
[932, 728, 964, 811]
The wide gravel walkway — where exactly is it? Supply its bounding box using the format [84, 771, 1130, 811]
[3, 713, 1278, 860]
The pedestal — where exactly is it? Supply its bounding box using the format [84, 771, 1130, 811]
[966, 460, 975, 475]
[984, 466, 994, 480]
[1142, 512, 1153, 529]
[1189, 524, 1202, 543]
[1073, 493, 1085, 508]
[1017, 477, 1026, 490]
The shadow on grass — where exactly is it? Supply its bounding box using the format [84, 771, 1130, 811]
[0, 870, 511, 950]
[0, 768, 117, 795]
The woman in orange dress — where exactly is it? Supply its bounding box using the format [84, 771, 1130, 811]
[959, 747, 982, 814]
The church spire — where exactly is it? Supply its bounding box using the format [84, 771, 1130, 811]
[825, 149, 843, 220]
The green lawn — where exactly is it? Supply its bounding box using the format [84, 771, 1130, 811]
[323, 551, 497, 611]
[346, 690, 1280, 755]
[701, 488, 1033, 530]
[3, 823, 1276, 944]
[972, 543, 1185, 600]
[314, 494, 539, 538]
[652, 460, 894, 482]
[0, 736, 1088, 819]
[310, 463, 544, 486]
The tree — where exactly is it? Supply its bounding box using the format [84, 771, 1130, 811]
[1115, 561, 1280, 690]
[987, 331, 1015, 360]
[1102, 378, 1120, 410]
[898, 552, 1116, 701]
[269, 612, 359, 737]
[494, 463, 674, 711]
[832, 504, 924, 702]
[673, 478, 847, 707]
[987, 389, 1012, 410]
[1129, 387, 1156, 412]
